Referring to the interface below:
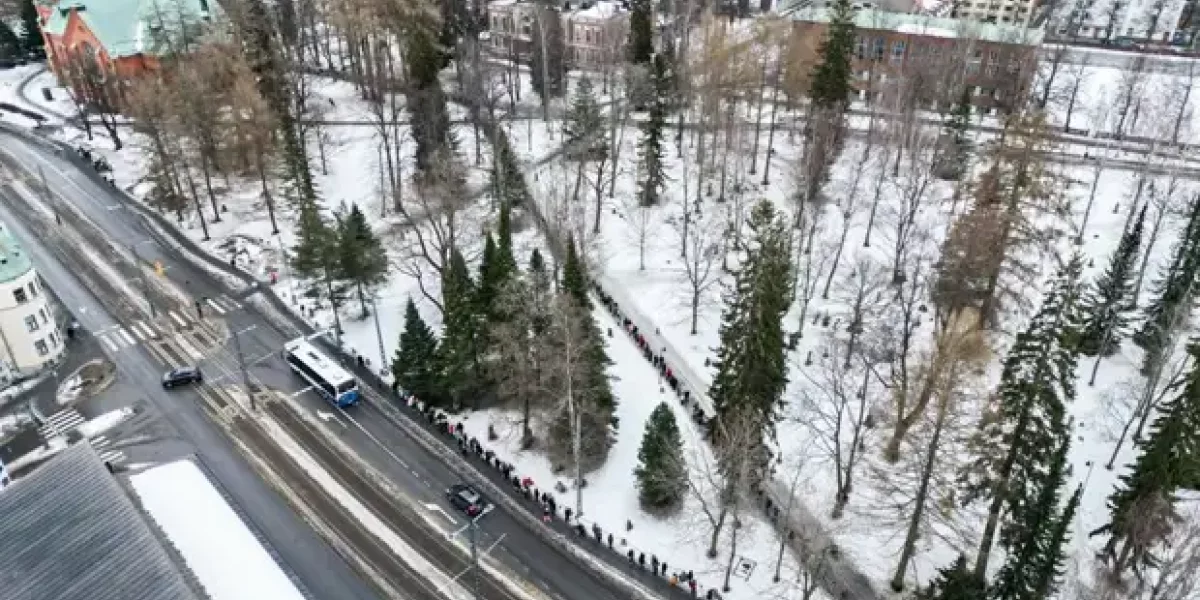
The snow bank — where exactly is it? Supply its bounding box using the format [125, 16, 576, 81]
[130, 459, 307, 600]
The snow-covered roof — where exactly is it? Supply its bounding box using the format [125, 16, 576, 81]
[0, 444, 200, 600]
[783, 6, 1045, 45]
[571, 0, 626, 20]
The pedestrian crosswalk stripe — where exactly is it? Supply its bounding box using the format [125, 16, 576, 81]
[176, 336, 205, 362]
[98, 450, 124, 464]
[205, 297, 227, 315]
[130, 323, 147, 341]
[117, 327, 136, 346]
[169, 311, 188, 328]
[100, 335, 119, 352]
[39, 409, 85, 438]
[91, 435, 111, 448]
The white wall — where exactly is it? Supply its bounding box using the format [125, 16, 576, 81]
[0, 268, 64, 375]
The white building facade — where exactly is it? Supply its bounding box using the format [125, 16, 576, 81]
[1050, 0, 1187, 42]
[0, 223, 64, 381]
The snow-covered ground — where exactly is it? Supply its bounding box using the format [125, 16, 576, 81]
[130, 459, 308, 600]
[2, 38, 1197, 598]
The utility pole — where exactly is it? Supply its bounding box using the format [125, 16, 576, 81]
[231, 326, 256, 411]
[370, 296, 387, 374]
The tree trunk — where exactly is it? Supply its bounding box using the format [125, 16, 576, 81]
[974, 401, 1034, 578]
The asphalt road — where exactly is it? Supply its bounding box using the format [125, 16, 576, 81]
[0, 172, 380, 600]
[0, 127, 671, 600]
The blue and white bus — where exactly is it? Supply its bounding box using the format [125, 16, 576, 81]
[283, 337, 360, 407]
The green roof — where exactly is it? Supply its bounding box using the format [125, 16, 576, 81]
[783, 6, 1045, 45]
[0, 224, 33, 284]
[43, 0, 222, 58]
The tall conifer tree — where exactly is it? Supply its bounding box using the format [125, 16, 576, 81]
[1092, 343, 1200, 578]
[634, 403, 687, 510]
[393, 299, 442, 404]
[638, 55, 670, 207]
[337, 203, 388, 318]
[960, 257, 1083, 579]
[439, 249, 481, 407]
[1133, 199, 1200, 371]
[708, 201, 792, 458]
[1078, 205, 1146, 356]
[627, 0, 653, 64]
[915, 556, 984, 600]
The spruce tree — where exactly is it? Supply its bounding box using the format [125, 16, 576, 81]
[393, 298, 442, 404]
[0, 21, 21, 58]
[439, 249, 482, 407]
[20, 0, 42, 55]
[1133, 199, 1200, 372]
[291, 198, 335, 281]
[808, 0, 856, 110]
[497, 200, 517, 275]
[409, 82, 454, 172]
[915, 556, 984, 600]
[960, 256, 1083, 579]
[1078, 205, 1146, 356]
[1093, 343, 1200, 578]
[936, 87, 973, 180]
[628, 0, 653, 64]
[561, 238, 590, 309]
[337, 203, 388, 318]
[476, 233, 506, 320]
[634, 403, 687, 511]
[989, 441, 1075, 600]
[708, 200, 793, 456]
[564, 77, 605, 159]
[637, 55, 669, 207]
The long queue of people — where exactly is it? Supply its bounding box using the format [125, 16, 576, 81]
[401, 390, 725, 600]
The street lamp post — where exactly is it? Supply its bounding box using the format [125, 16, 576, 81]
[370, 296, 387, 376]
[230, 326, 255, 411]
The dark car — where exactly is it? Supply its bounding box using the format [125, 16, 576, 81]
[162, 366, 203, 389]
[446, 483, 490, 517]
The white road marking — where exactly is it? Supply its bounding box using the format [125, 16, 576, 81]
[98, 450, 124, 463]
[289, 385, 314, 398]
[130, 323, 148, 341]
[205, 297, 227, 315]
[316, 410, 345, 426]
[90, 435, 111, 448]
[39, 409, 85, 438]
[100, 335, 119, 352]
[117, 327, 136, 346]
[425, 503, 458, 525]
[175, 336, 205, 362]
[169, 311, 188, 328]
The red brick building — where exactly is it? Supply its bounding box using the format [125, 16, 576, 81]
[788, 8, 1043, 113]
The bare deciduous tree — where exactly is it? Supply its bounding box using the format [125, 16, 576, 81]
[674, 201, 725, 335]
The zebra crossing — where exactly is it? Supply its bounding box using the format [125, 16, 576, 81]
[93, 295, 239, 353]
[38, 408, 85, 439]
[90, 434, 125, 464]
[38, 409, 125, 464]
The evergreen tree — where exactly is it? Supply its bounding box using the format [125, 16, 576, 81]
[337, 203, 388, 318]
[936, 87, 974, 180]
[915, 556, 985, 600]
[1093, 343, 1200, 577]
[960, 256, 1084, 579]
[708, 200, 793, 455]
[291, 198, 335, 280]
[438, 249, 482, 407]
[476, 233, 509, 321]
[989, 441, 1076, 600]
[20, 0, 42, 55]
[638, 55, 669, 207]
[1133, 199, 1200, 372]
[1078, 205, 1146, 356]
[561, 238, 590, 309]
[807, 0, 856, 110]
[409, 81, 454, 172]
[530, 6, 565, 102]
[627, 0, 653, 64]
[564, 76, 605, 159]
[634, 402, 687, 510]
[393, 298, 443, 404]
[405, 17, 443, 89]
[497, 200, 517, 275]
[0, 21, 21, 58]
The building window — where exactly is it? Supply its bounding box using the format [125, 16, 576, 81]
[872, 37, 884, 60]
[39, 308, 47, 324]
[49, 331, 57, 347]
[35, 339, 48, 356]
[25, 315, 39, 332]
[856, 36, 867, 59]
[13, 288, 27, 304]
[891, 40, 906, 62]
[28, 282, 37, 297]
